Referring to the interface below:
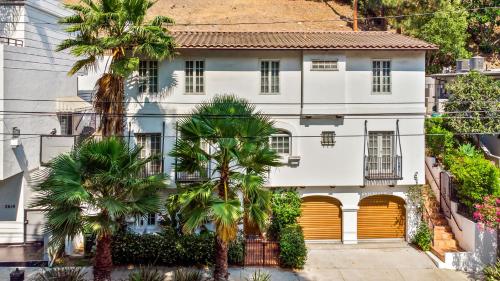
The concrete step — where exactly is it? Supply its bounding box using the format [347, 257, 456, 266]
[430, 245, 463, 262]
[434, 239, 458, 248]
[433, 230, 454, 240]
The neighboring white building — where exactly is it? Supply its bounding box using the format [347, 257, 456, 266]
[87, 31, 435, 242]
[0, 0, 93, 244]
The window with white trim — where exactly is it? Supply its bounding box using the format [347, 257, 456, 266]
[270, 130, 291, 155]
[367, 131, 394, 171]
[138, 61, 158, 94]
[372, 60, 391, 94]
[136, 133, 162, 175]
[311, 60, 338, 71]
[185, 60, 205, 94]
[137, 213, 156, 226]
[261, 60, 280, 94]
[59, 114, 73, 135]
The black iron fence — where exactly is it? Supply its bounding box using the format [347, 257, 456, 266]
[244, 239, 279, 266]
[364, 155, 403, 180]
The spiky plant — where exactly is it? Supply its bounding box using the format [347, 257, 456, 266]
[57, 0, 176, 136]
[31, 137, 167, 281]
[172, 268, 204, 281]
[170, 95, 281, 280]
[29, 267, 86, 281]
[128, 267, 164, 281]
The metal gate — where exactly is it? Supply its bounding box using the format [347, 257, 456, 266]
[24, 209, 45, 243]
[439, 172, 452, 219]
[244, 239, 279, 266]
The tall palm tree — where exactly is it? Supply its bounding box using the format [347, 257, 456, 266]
[31, 137, 166, 281]
[170, 95, 281, 280]
[57, 0, 176, 136]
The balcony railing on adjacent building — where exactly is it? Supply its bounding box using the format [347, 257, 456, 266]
[175, 166, 211, 183]
[364, 155, 403, 180]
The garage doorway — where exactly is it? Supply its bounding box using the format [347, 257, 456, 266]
[299, 196, 342, 240]
[358, 195, 406, 239]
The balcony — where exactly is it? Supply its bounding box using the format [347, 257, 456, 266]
[364, 155, 402, 180]
[175, 166, 210, 183]
[40, 135, 77, 166]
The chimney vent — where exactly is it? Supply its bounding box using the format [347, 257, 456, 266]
[456, 59, 470, 73]
[469, 56, 485, 71]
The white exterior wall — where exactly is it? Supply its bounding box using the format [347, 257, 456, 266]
[0, 1, 78, 244]
[118, 49, 427, 240]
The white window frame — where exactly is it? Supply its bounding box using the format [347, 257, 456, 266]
[138, 60, 158, 94]
[136, 213, 157, 227]
[136, 133, 162, 175]
[59, 114, 73, 136]
[311, 60, 338, 71]
[371, 59, 392, 95]
[270, 130, 291, 156]
[367, 131, 395, 171]
[185, 60, 205, 95]
[260, 60, 280, 95]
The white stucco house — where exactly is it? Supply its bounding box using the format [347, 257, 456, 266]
[86, 31, 436, 243]
[0, 0, 93, 244]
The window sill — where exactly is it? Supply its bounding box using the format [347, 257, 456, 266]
[184, 92, 206, 95]
[260, 92, 280, 95]
[371, 92, 392, 95]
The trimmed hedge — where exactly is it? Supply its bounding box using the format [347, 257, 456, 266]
[112, 229, 215, 266]
[279, 224, 307, 269]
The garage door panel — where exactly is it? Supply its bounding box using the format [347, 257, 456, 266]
[358, 195, 405, 239]
[299, 196, 342, 240]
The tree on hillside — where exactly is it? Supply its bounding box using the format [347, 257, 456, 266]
[444, 71, 500, 134]
[462, 0, 500, 54]
[58, 0, 175, 136]
[32, 138, 166, 281]
[170, 95, 281, 281]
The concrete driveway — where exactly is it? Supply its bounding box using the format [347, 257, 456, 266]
[293, 242, 473, 281]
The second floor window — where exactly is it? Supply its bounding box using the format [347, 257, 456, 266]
[185, 60, 205, 94]
[261, 60, 280, 94]
[270, 130, 291, 155]
[59, 114, 73, 135]
[372, 60, 391, 94]
[139, 61, 158, 94]
[136, 133, 162, 175]
[367, 131, 394, 170]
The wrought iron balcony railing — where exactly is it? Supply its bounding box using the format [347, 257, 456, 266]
[364, 155, 402, 180]
[175, 166, 210, 183]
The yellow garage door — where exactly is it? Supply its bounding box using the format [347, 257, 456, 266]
[358, 195, 406, 239]
[299, 196, 342, 240]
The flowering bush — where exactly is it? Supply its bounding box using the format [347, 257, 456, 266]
[473, 196, 500, 231]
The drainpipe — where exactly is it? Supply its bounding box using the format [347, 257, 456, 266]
[300, 50, 304, 117]
[161, 121, 165, 173]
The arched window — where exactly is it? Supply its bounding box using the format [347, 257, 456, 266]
[270, 129, 291, 155]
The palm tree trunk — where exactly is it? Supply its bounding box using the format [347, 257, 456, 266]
[214, 235, 229, 281]
[95, 73, 125, 136]
[93, 234, 113, 281]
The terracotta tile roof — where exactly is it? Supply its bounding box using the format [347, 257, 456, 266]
[172, 31, 437, 50]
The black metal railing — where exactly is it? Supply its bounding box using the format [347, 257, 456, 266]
[364, 155, 402, 180]
[175, 166, 210, 183]
[0, 36, 23, 47]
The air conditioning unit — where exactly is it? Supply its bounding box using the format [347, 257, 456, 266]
[469, 56, 485, 71]
[456, 59, 470, 73]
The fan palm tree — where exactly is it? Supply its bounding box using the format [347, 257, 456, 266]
[31, 137, 167, 281]
[170, 95, 281, 280]
[57, 0, 176, 136]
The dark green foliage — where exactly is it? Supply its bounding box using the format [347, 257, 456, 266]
[29, 267, 86, 281]
[172, 269, 204, 281]
[228, 233, 245, 266]
[425, 117, 455, 159]
[127, 267, 164, 281]
[278, 224, 307, 269]
[412, 223, 433, 251]
[112, 230, 242, 266]
[484, 259, 500, 281]
[268, 189, 302, 239]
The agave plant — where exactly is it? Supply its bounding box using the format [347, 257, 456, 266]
[128, 267, 164, 281]
[172, 268, 204, 281]
[244, 270, 271, 281]
[29, 267, 86, 281]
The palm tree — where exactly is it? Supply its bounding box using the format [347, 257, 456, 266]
[57, 0, 176, 136]
[170, 95, 281, 280]
[31, 137, 167, 281]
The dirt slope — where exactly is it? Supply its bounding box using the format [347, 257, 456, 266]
[63, 0, 354, 31]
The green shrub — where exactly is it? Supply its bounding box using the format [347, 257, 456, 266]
[449, 154, 500, 210]
[29, 267, 86, 281]
[111, 230, 214, 266]
[228, 233, 245, 265]
[268, 189, 302, 239]
[483, 259, 500, 281]
[412, 223, 433, 251]
[425, 118, 455, 159]
[127, 267, 163, 281]
[279, 224, 307, 269]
